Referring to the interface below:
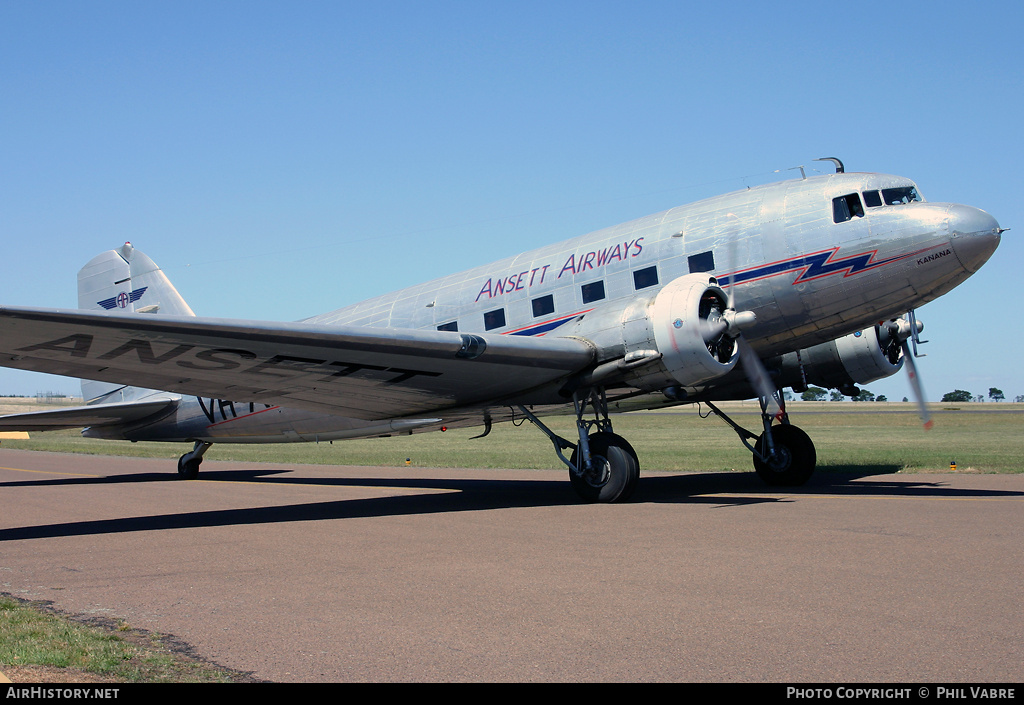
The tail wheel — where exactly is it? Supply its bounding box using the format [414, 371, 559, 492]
[177, 455, 201, 480]
[569, 432, 640, 503]
[753, 424, 816, 486]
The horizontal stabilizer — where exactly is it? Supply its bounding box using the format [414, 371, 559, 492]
[0, 398, 178, 431]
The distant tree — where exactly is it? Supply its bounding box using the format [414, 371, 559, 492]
[902, 397, 909, 402]
[876, 395, 887, 402]
[801, 386, 828, 401]
[975, 394, 984, 403]
[852, 389, 875, 402]
[989, 387, 1004, 402]
[1016, 395, 1024, 403]
[830, 390, 844, 402]
[941, 390, 973, 402]
[783, 389, 794, 401]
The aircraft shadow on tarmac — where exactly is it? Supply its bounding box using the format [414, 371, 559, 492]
[1, 465, 1022, 542]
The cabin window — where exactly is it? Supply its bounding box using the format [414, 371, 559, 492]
[832, 193, 864, 223]
[484, 308, 506, 330]
[882, 186, 921, 205]
[688, 251, 715, 273]
[633, 265, 659, 290]
[437, 321, 458, 332]
[863, 190, 882, 208]
[581, 281, 605, 304]
[532, 294, 555, 317]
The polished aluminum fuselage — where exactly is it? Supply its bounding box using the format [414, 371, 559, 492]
[112, 172, 1000, 443]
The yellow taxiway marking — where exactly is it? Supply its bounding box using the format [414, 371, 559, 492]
[0, 465, 97, 477]
[194, 477, 458, 494]
[697, 492, 1022, 503]
[0, 464, 456, 493]
[1, 464, 1016, 500]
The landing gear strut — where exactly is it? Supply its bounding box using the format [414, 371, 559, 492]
[177, 441, 212, 480]
[517, 388, 639, 503]
[705, 395, 816, 487]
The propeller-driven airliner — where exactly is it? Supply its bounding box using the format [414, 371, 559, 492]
[0, 159, 1002, 502]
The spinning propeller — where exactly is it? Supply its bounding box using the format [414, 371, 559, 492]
[884, 313, 933, 430]
[700, 213, 784, 419]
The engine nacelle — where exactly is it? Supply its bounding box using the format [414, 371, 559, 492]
[780, 325, 903, 393]
[620, 274, 739, 391]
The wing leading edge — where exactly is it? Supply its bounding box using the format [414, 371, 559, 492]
[0, 306, 596, 420]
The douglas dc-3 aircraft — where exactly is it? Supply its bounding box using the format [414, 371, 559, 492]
[0, 160, 1003, 502]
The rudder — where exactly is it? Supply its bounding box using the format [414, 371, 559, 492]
[77, 242, 194, 403]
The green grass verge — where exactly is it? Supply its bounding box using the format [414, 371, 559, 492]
[3, 404, 1022, 474]
[0, 594, 253, 683]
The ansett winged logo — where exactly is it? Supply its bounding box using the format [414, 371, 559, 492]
[97, 287, 148, 310]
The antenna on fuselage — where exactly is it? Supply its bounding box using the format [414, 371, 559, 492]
[814, 157, 845, 174]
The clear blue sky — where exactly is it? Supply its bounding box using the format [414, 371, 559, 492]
[1, 1, 1021, 403]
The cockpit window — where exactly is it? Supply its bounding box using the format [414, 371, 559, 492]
[832, 193, 864, 223]
[863, 190, 882, 208]
[881, 186, 921, 205]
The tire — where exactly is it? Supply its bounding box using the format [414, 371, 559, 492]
[753, 424, 816, 486]
[177, 455, 200, 480]
[569, 432, 640, 503]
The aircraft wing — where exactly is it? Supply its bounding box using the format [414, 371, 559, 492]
[0, 307, 595, 420]
[0, 398, 179, 431]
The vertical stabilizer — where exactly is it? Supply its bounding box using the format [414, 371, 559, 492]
[78, 242, 195, 316]
[77, 243, 194, 403]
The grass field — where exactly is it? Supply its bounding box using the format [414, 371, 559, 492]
[2, 399, 1021, 475]
[0, 594, 253, 683]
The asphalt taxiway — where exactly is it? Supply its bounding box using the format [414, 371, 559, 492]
[1, 448, 1021, 682]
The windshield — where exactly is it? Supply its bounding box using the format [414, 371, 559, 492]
[881, 186, 921, 205]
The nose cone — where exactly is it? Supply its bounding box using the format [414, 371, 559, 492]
[949, 204, 1001, 272]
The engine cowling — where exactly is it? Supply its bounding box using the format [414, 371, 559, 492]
[781, 325, 903, 393]
[621, 274, 739, 390]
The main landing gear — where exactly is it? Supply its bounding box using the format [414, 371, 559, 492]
[517, 389, 639, 503]
[705, 397, 816, 486]
[177, 440, 212, 480]
[519, 387, 816, 503]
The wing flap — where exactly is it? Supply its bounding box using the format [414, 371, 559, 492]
[0, 307, 595, 420]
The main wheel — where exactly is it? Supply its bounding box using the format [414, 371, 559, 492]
[568, 432, 640, 503]
[752, 424, 816, 486]
[177, 454, 201, 480]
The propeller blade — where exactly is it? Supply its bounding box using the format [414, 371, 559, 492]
[720, 216, 781, 416]
[723, 213, 740, 311]
[902, 341, 933, 430]
[737, 337, 783, 420]
[713, 214, 785, 418]
[701, 318, 728, 342]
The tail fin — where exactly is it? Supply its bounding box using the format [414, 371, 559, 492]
[78, 242, 195, 316]
[77, 242, 195, 403]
